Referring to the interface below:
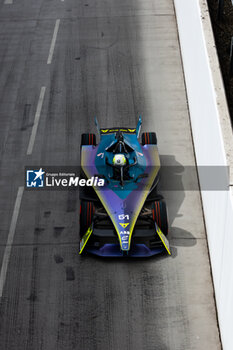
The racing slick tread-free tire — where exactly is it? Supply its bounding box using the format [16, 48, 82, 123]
[81, 133, 96, 146]
[141, 132, 157, 145]
[152, 200, 168, 236]
[80, 200, 94, 237]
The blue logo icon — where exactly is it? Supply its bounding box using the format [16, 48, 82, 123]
[26, 168, 45, 188]
[122, 242, 129, 250]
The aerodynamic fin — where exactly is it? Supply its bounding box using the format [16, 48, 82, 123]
[79, 225, 93, 254]
[136, 116, 142, 138]
[94, 116, 100, 136]
[156, 225, 171, 255]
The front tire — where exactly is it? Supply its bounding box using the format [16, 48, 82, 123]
[80, 200, 94, 237]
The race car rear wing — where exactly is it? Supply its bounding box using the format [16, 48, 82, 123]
[94, 116, 142, 138]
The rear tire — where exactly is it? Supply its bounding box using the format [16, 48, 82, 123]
[141, 132, 157, 145]
[152, 200, 168, 235]
[81, 133, 96, 146]
[80, 200, 94, 237]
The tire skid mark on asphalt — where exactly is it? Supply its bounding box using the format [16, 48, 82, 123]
[26, 246, 39, 349]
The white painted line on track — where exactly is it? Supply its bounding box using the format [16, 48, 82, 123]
[47, 19, 60, 64]
[0, 186, 24, 298]
[4, 0, 13, 4]
[27, 86, 46, 155]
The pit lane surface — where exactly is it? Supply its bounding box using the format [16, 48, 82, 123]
[0, 0, 221, 349]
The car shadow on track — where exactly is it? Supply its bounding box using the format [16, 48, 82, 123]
[159, 155, 200, 258]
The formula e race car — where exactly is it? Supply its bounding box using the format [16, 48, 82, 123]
[79, 117, 171, 257]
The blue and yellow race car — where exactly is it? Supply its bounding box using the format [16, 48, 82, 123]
[79, 117, 171, 257]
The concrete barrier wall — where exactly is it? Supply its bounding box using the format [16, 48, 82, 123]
[174, 0, 233, 349]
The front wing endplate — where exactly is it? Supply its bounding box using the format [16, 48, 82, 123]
[156, 226, 171, 255]
[79, 225, 93, 255]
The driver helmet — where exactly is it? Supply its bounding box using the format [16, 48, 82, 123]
[113, 154, 127, 166]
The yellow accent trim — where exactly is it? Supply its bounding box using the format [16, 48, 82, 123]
[157, 227, 171, 255]
[100, 128, 136, 134]
[119, 223, 129, 228]
[79, 226, 93, 254]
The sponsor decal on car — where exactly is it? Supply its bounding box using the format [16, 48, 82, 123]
[120, 231, 130, 235]
[118, 214, 130, 220]
[122, 235, 129, 241]
[119, 223, 129, 228]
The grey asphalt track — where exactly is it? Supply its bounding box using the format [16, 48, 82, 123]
[0, 0, 222, 349]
